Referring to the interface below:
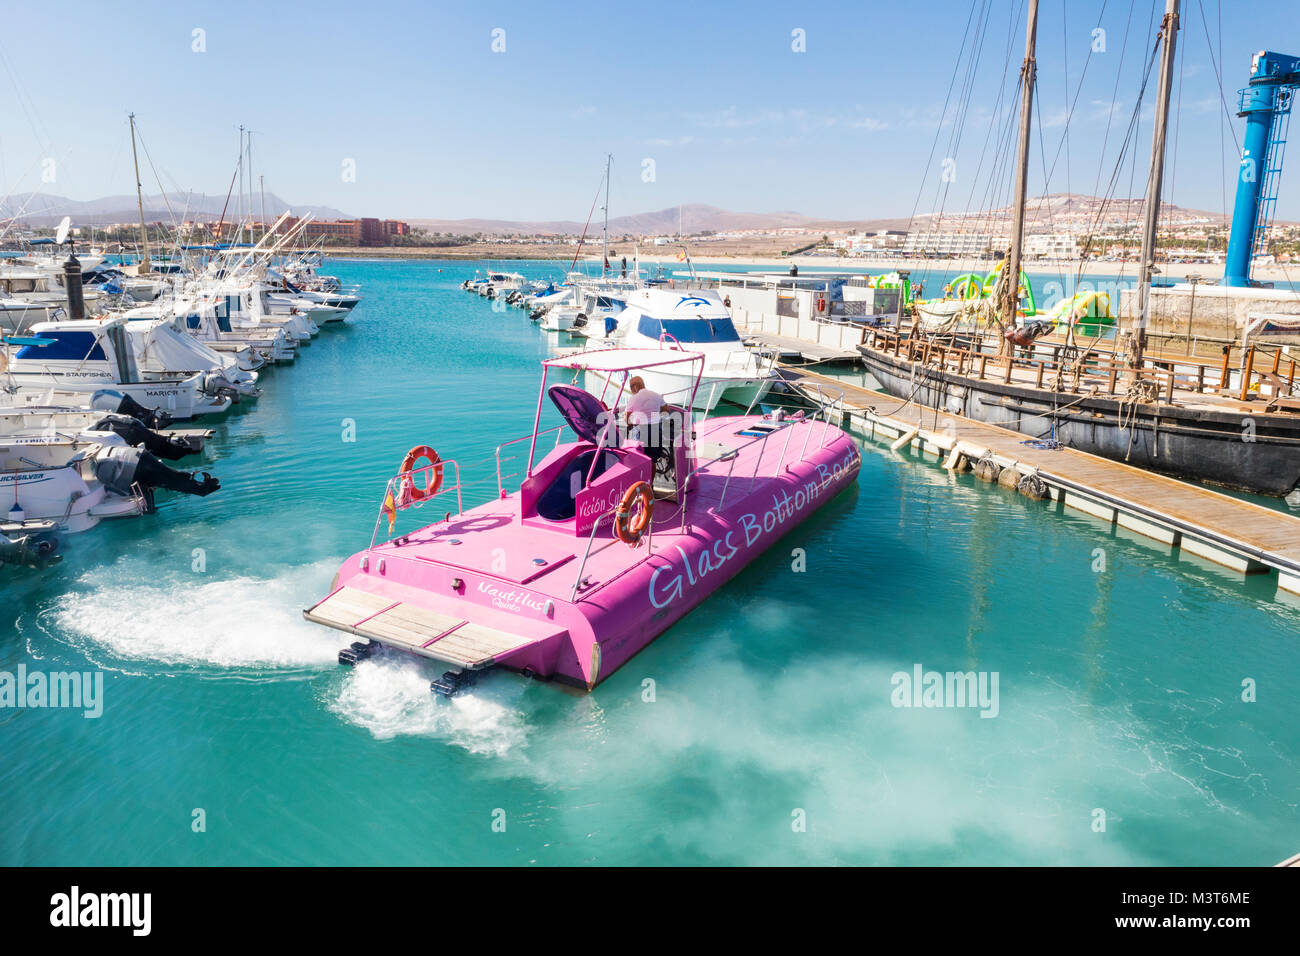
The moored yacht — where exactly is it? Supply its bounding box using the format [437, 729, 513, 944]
[586, 288, 777, 410]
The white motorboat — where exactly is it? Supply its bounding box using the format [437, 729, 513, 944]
[0, 266, 103, 331]
[587, 288, 777, 410]
[120, 296, 287, 369]
[0, 318, 233, 418]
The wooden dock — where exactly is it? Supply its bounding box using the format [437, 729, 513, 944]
[781, 367, 1300, 597]
[745, 332, 859, 364]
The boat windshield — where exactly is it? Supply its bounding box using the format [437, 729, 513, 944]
[637, 315, 741, 343]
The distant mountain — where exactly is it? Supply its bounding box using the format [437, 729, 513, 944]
[411, 204, 826, 237]
[908, 192, 1236, 230]
[0, 191, 351, 227]
[411, 194, 1253, 237]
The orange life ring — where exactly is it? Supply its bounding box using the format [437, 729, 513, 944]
[398, 445, 442, 505]
[615, 481, 653, 546]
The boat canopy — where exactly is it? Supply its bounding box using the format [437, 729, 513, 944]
[635, 314, 741, 344]
[544, 347, 705, 374]
[13, 329, 107, 361]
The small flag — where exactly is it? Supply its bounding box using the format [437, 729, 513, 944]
[382, 488, 397, 534]
[676, 250, 686, 262]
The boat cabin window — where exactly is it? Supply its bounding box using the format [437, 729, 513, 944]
[637, 315, 741, 343]
[15, 330, 107, 361]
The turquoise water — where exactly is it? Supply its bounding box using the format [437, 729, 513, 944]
[3, 258, 1298, 866]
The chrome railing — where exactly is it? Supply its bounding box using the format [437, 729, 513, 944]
[368, 458, 465, 550]
[568, 494, 657, 603]
[495, 424, 568, 497]
[677, 382, 844, 517]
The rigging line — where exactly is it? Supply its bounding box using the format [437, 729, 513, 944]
[1215, 0, 1227, 225]
[1195, 0, 1241, 155]
[1073, 26, 1163, 301]
[925, 0, 1002, 264]
[1086, 0, 1141, 221]
[1062, 0, 1072, 223]
[957, 0, 1023, 227]
[131, 118, 182, 234]
[1164, 14, 1187, 250]
[1033, 83, 1069, 298]
[930, 0, 998, 234]
[1074, 0, 1157, 290]
[902, 0, 985, 239]
[973, 89, 1024, 257]
[0, 37, 54, 158]
[973, 2, 1032, 253]
[567, 171, 605, 275]
[1041, 0, 1111, 194]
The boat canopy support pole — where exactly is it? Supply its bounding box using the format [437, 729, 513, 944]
[525, 366, 548, 478]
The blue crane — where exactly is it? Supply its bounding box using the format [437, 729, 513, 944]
[1224, 50, 1300, 287]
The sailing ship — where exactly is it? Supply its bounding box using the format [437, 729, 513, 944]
[854, 0, 1300, 498]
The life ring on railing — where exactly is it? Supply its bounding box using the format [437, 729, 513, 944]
[615, 481, 653, 547]
[398, 445, 442, 506]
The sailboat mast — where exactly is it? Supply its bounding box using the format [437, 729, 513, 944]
[237, 125, 245, 246]
[602, 153, 611, 276]
[128, 113, 150, 273]
[1133, 0, 1181, 370]
[246, 131, 255, 241]
[1000, 0, 1039, 333]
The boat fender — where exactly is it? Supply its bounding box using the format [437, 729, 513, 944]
[615, 482, 653, 547]
[398, 445, 443, 507]
[1017, 473, 1050, 501]
[972, 456, 1001, 483]
[996, 465, 1021, 490]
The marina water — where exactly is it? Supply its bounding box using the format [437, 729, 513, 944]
[3, 258, 1298, 865]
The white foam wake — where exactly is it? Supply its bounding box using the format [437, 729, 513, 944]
[42, 562, 339, 672]
[328, 654, 529, 758]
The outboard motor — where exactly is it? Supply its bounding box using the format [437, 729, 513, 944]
[93, 446, 219, 514]
[0, 529, 61, 568]
[90, 389, 173, 429]
[90, 412, 200, 460]
[201, 371, 242, 403]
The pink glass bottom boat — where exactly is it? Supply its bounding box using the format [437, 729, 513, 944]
[304, 348, 860, 692]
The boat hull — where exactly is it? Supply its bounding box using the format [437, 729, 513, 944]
[311, 422, 861, 690]
[857, 345, 1300, 496]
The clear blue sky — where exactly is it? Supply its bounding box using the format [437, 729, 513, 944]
[0, 0, 1295, 222]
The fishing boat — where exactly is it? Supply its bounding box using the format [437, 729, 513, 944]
[304, 348, 859, 693]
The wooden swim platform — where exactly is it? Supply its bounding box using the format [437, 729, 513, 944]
[304, 584, 547, 670]
[781, 366, 1300, 597]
